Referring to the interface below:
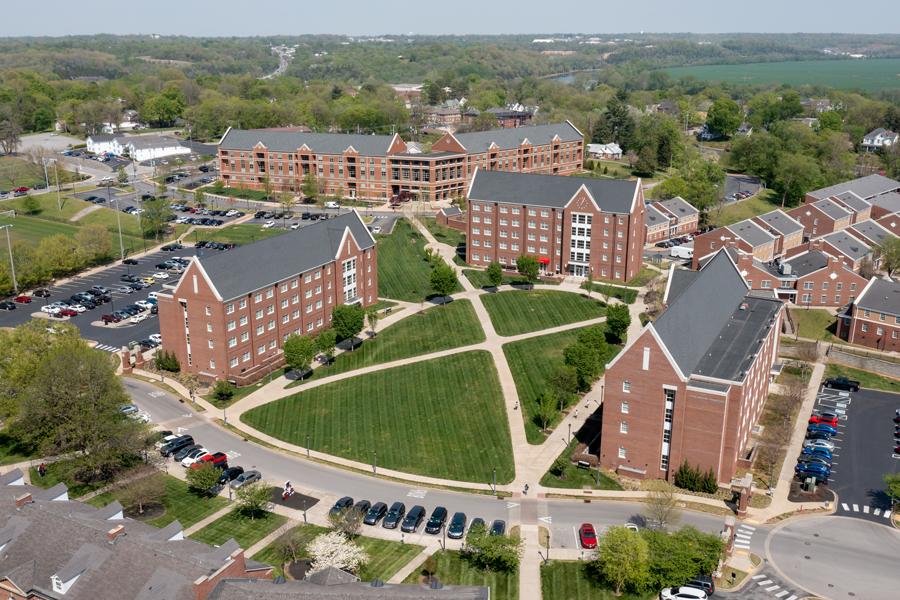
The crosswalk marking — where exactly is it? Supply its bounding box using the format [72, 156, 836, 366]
[874, 508, 882, 516]
[739, 524, 756, 531]
[766, 585, 781, 592]
[842, 502, 850, 511]
[734, 544, 750, 550]
[752, 574, 767, 580]
[757, 579, 773, 586]
[775, 591, 789, 598]
[786, 596, 797, 600]
[852, 503, 859, 512]
[94, 344, 119, 353]
[863, 505, 870, 514]
[885, 511, 893, 519]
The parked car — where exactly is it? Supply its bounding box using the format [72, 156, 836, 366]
[803, 439, 835, 451]
[131, 313, 148, 323]
[490, 519, 506, 536]
[262, 220, 276, 229]
[192, 452, 228, 469]
[806, 423, 838, 437]
[153, 433, 179, 449]
[160, 435, 194, 457]
[659, 586, 708, 600]
[149, 333, 162, 344]
[230, 470, 262, 489]
[181, 448, 211, 468]
[447, 512, 467, 539]
[797, 455, 832, 468]
[824, 376, 860, 392]
[0, 301, 15, 311]
[801, 446, 833, 460]
[425, 506, 448, 534]
[364, 502, 388, 526]
[578, 523, 598, 549]
[382, 502, 406, 529]
[809, 414, 839, 426]
[469, 518, 486, 531]
[122, 258, 139, 265]
[329, 496, 354, 517]
[14, 294, 32, 304]
[101, 314, 121, 324]
[795, 462, 830, 482]
[685, 574, 715, 597]
[40, 304, 60, 314]
[58, 307, 78, 317]
[401, 505, 426, 533]
[806, 430, 834, 442]
[33, 288, 51, 298]
[173, 444, 203, 462]
[218, 466, 244, 485]
[121, 274, 140, 283]
[352, 499, 372, 517]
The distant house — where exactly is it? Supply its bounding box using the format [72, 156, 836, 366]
[587, 143, 623, 160]
[85, 134, 123, 156]
[86, 134, 190, 162]
[801, 97, 834, 114]
[485, 106, 535, 128]
[736, 123, 753, 136]
[861, 128, 899, 152]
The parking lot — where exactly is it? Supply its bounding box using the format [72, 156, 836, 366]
[813, 385, 900, 522]
[248, 209, 399, 234]
[723, 174, 762, 203]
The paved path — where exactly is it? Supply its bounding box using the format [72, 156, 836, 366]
[387, 543, 440, 584]
[68, 203, 102, 222]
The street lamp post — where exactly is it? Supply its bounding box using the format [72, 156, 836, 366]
[372, 451, 377, 476]
[306, 434, 310, 458]
[492, 467, 497, 494]
[0, 224, 17, 294]
[109, 184, 125, 260]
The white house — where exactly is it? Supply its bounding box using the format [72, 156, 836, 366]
[85, 134, 124, 156]
[862, 128, 899, 152]
[85, 134, 190, 162]
[587, 142, 623, 160]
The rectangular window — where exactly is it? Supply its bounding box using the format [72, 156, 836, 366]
[241, 332, 249, 342]
[622, 380, 631, 393]
[280, 283, 288, 293]
[226, 303, 234, 315]
[228, 337, 237, 348]
[619, 421, 628, 434]
[861, 323, 869, 332]
[227, 320, 236, 331]
[620, 401, 629, 414]
[230, 357, 239, 368]
[618, 447, 627, 459]
[239, 299, 247, 309]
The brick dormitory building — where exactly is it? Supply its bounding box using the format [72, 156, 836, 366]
[465, 169, 645, 281]
[157, 211, 377, 384]
[600, 250, 784, 484]
[837, 277, 900, 352]
[216, 122, 584, 201]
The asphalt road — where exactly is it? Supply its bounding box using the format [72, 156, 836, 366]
[126, 377, 732, 548]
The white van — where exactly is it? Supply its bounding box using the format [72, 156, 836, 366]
[669, 245, 694, 260]
[324, 201, 340, 209]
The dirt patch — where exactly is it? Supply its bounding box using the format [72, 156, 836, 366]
[287, 559, 312, 580]
[124, 503, 166, 521]
[787, 480, 834, 504]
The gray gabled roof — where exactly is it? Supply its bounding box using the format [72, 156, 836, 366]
[831, 190, 871, 213]
[754, 210, 804, 236]
[453, 122, 582, 152]
[849, 219, 894, 247]
[439, 206, 462, 217]
[645, 204, 669, 226]
[807, 174, 900, 201]
[822, 230, 871, 260]
[55, 543, 112, 583]
[873, 191, 900, 214]
[468, 169, 638, 214]
[656, 196, 698, 218]
[219, 128, 397, 156]
[207, 578, 490, 600]
[665, 269, 699, 305]
[784, 250, 831, 278]
[812, 198, 851, 221]
[725, 219, 775, 248]
[193, 211, 375, 301]
[856, 278, 900, 317]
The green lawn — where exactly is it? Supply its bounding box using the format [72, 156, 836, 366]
[251, 524, 328, 569]
[464, 268, 561, 289]
[357, 537, 426, 582]
[0, 156, 81, 189]
[582, 284, 639, 305]
[825, 364, 900, 394]
[539, 439, 623, 491]
[403, 550, 518, 600]
[481, 290, 606, 336]
[287, 299, 485, 387]
[422, 216, 466, 254]
[0, 430, 37, 466]
[86, 474, 228, 529]
[593, 267, 658, 289]
[788, 307, 837, 341]
[216, 186, 272, 201]
[193, 223, 288, 246]
[708, 189, 781, 227]
[243, 351, 515, 483]
[190, 509, 287, 550]
[28, 460, 109, 498]
[504, 330, 621, 443]
[377, 219, 462, 301]
[3, 190, 93, 221]
[541, 561, 653, 600]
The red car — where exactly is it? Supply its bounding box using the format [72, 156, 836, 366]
[101, 314, 121, 324]
[13, 186, 29, 193]
[13, 295, 32, 303]
[894, 445, 900, 455]
[58, 307, 78, 317]
[809, 415, 838, 427]
[191, 452, 228, 469]
[579, 523, 598, 549]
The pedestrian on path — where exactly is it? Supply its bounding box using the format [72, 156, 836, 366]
[38, 463, 46, 478]
[574, 408, 579, 419]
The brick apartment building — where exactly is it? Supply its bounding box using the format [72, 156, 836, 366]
[216, 122, 583, 202]
[691, 218, 777, 268]
[465, 169, 645, 281]
[644, 197, 699, 244]
[751, 210, 805, 255]
[787, 198, 853, 238]
[600, 250, 784, 484]
[157, 211, 377, 384]
[837, 277, 900, 352]
[805, 173, 900, 207]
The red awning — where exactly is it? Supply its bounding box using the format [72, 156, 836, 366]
[538, 257, 550, 264]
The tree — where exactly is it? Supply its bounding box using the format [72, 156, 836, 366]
[516, 254, 539, 283]
[593, 91, 636, 151]
[563, 342, 602, 392]
[548, 365, 580, 400]
[876, 237, 900, 276]
[584, 270, 594, 298]
[279, 190, 295, 223]
[155, 350, 180, 372]
[671, 526, 724, 577]
[535, 389, 558, 431]
[366, 307, 380, 337]
[644, 480, 681, 531]
[186, 462, 221, 495]
[463, 521, 523, 572]
[308, 531, 369, 574]
[430, 261, 458, 299]
[194, 188, 206, 208]
[642, 529, 704, 590]
[117, 167, 128, 185]
[328, 504, 364, 537]
[283, 333, 318, 375]
[301, 172, 319, 203]
[605, 304, 632, 343]
[486, 261, 503, 289]
[21, 195, 40, 215]
[706, 97, 742, 138]
[211, 380, 235, 405]
[0, 112, 22, 155]
[76, 223, 112, 264]
[884, 473, 900, 508]
[331, 304, 365, 342]
[817, 111, 843, 132]
[633, 113, 684, 173]
[593, 526, 650, 595]
[235, 480, 272, 519]
[141, 198, 173, 240]
[858, 256, 877, 279]
[728, 131, 780, 184]
[261, 174, 273, 201]
[316, 329, 338, 364]
[773, 153, 822, 208]
[117, 466, 166, 515]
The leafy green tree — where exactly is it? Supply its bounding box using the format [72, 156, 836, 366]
[366, 307, 380, 336]
[593, 526, 650, 595]
[331, 304, 365, 342]
[194, 188, 206, 208]
[535, 389, 558, 431]
[142, 91, 185, 127]
[670, 526, 724, 577]
[116, 466, 166, 516]
[817, 111, 843, 132]
[155, 350, 180, 372]
[211, 380, 235, 405]
[773, 153, 822, 208]
[728, 132, 780, 183]
[593, 90, 636, 151]
[141, 198, 173, 240]
[633, 113, 684, 173]
[430, 261, 458, 299]
[642, 529, 703, 590]
[650, 175, 690, 201]
[76, 223, 113, 264]
[577, 325, 609, 356]
[486, 261, 503, 288]
[302, 172, 319, 202]
[605, 304, 632, 343]
[884, 473, 900, 508]
[283, 333, 318, 374]
[235, 480, 272, 519]
[876, 237, 900, 276]
[706, 97, 742, 138]
[316, 328, 338, 364]
[186, 462, 221, 495]
[463, 520, 523, 572]
[549, 365, 580, 400]
[117, 167, 128, 185]
[516, 254, 539, 283]
[21, 193, 40, 215]
[563, 342, 602, 392]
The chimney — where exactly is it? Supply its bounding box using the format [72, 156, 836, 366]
[736, 251, 753, 273]
[15, 493, 33, 508]
[107, 524, 125, 544]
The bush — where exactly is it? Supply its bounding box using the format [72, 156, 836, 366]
[154, 350, 180, 372]
[212, 380, 235, 404]
[673, 461, 719, 494]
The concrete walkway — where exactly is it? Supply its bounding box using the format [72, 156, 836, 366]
[387, 543, 440, 584]
[68, 203, 102, 222]
[519, 524, 544, 600]
[183, 504, 235, 536]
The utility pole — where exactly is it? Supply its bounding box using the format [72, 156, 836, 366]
[0, 223, 17, 294]
[109, 184, 125, 260]
[53, 161, 62, 211]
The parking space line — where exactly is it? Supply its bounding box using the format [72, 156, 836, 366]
[852, 504, 859, 512]
[874, 508, 881, 516]
[775, 591, 789, 598]
[752, 574, 766, 580]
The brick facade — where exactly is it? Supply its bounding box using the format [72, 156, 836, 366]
[837, 278, 900, 352]
[788, 202, 852, 238]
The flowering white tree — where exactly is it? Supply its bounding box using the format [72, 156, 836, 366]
[308, 531, 369, 574]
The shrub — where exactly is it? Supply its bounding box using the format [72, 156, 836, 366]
[154, 350, 180, 372]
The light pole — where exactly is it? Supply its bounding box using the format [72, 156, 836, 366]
[492, 467, 497, 494]
[372, 451, 377, 476]
[109, 183, 125, 260]
[306, 434, 310, 458]
[0, 224, 17, 294]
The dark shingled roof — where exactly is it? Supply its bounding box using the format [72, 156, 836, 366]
[468, 170, 638, 214]
[807, 174, 900, 201]
[219, 128, 398, 156]
[782, 251, 831, 278]
[193, 211, 375, 301]
[823, 230, 871, 261]
[207, 576, 490, 600]
[645, 204, 668, 226]
[453, 122, 582, 152]
[856, 278, 900, 317]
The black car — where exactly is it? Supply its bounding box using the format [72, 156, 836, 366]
[425, 506, 448, 535]
[329, 496, 354, 517]
[447, 512, 467, 539]
[490, 519, 506, 536]
[254, 211, 266, 219]
[33, 288, 51, 298]
[195, 241, 208, 248]
[805, 430, 834, 441]
[352, 499, 371, 516]
[0, 301, 15, 311]
[401, 505, 426, 533]
[218, 466, 244, 485]
[173, 443, 202, 462]
[469, 517, 486, 531]
[364, 502, 388, 526]
[127, 282, 144, 291]
[122, 258, 138, 265]
[301, 212, 311, 220]
[685, 574, 715, 596]
[824, 376, 860, 392]
[160, 435, 194, 457]
[90, 286, 110, 295]
[382, 502, 406, 529]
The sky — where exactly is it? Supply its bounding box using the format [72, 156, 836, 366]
[2, 0, 898, 36]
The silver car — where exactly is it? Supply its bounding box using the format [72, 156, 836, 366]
[803, 438, 836, 451]
[230, 469, 261, 489]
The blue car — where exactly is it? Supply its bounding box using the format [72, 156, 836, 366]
[796, 463, 830, 483]
[806, 423, 838, 437]
[801, 446, 833, 460]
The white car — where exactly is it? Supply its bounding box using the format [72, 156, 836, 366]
[803, 438, 836, 451]
[226, 210, 239, 217]
[371, 225, 382, 234]
[155, 433, 180, 449]
[131, 312, 148, 323]
[290, 222, 301, 230]
[130, 410, 151, 423]
[148, 292, 158, 300]
[181, 448, 209, 468]
[116, 286, 134, 294]
[175, 217, 189, 224]
[41, 305, 61, 315]
[135, 300, 153, 310]
[262, 220, 276, 229]
[324, 201, 340, 209]
[659, 587, 708, 600]
[69, 304, 86, 313]
[152, 271, 169, 280]
[149, 333, 162, 344]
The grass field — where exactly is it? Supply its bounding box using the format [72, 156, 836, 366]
[287, 299, 485, 387]
[0, 156, 81, 189]
[541, 561, 653, 600]
[481, 289, 606, 336]
[243, 351, 515, 483]
[0, 431, 36, 466]
[251, 524, 328, 572]
[504, 330, 621, 443]
[540, 439, 622, 491]
[376, 219, 462, 301]
[190, 509, 287, 549]
[422, 216, 466, 256]
[665, 58, 900, 92]
[825, 363, 900, 393]
[583, 283, 639, 305]
[788, 307, 838, 341]
[403, 550, 518, 600]
[86, 474, 228, 529]
[463, 268, 561, 289]
[708, 190, 782, 227]
[192, 223, 288, 246]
